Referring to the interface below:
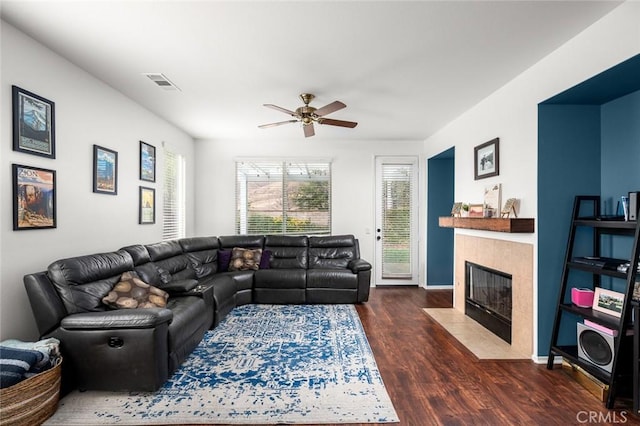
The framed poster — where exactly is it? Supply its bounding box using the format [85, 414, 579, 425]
[12, 164, 56, 230]
[93, 145, 118, 195]
[592, 287, 625, 318]
[12, 86, 56, 158]
[139, 186, 155, 224]
[139, 141, 156, 182]
[474, 138, 499, 180]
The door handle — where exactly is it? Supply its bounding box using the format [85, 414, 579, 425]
[376, 236, 381, 241]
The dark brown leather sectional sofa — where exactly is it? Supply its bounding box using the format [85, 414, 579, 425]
[23, 234, 371, 392]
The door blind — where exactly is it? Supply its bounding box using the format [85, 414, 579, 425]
[381, 163, 413, 278]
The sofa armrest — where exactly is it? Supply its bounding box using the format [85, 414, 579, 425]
[348, 259, 372, 273]
[161, 278, 199, 294]
[60, 309, 173, 330]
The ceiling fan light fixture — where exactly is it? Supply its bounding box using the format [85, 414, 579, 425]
[259, 93, 357, 137]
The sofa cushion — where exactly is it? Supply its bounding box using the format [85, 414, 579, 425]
[102, 271, 169, 309]
[178, 236, 219, 253]
[229, 247, 262, 271]
[218, 235, 265, 250]
[119, 244, 151, 266]
[264, 235, 308, 269]
[180, 237, 220, 279]
[308, 235, 358, 269]
[47, 250, 135, 314]
[145, 241, 196, 286]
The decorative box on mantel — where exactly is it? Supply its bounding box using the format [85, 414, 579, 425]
[438, 217, 535, 233]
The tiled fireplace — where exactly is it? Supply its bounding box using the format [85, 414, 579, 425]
[454, 234, 533, 357]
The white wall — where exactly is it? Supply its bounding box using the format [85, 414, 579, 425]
[0, 21, 196, 341]
[194, 138, 424, 276]
[423, 1, 640, 358]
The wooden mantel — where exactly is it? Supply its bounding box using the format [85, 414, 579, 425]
[438, 216, 534, 233]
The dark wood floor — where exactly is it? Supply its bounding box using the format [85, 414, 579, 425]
[348, 286, 639, 426]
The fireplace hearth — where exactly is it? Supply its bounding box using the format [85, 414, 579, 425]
[465, 261, 512, 343]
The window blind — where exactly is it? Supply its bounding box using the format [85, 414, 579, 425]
[236, 160, 331, 235]
[163, 148, 185, 240]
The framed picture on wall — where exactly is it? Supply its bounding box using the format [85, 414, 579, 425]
[474, 138, 499, 180]
[12, 164, 57, 230]
[93, 145, 118, 195]
[139, 141, 156, 182]
[12, 86, 56, 159]
[139, 186, 155, 224]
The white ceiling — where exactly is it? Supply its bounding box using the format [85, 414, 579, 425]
[1, 1, 622, 142]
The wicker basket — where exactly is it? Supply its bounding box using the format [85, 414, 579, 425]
[0, 357, 62, 426]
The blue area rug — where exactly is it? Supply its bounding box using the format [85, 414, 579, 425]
[45, 304, 399, 424]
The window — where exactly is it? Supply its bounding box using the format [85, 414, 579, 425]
[236, 159, 331, 235]
[162, 147, 185, 240]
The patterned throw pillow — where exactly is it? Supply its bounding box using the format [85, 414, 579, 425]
[228, 247, 263, 271]
[102, 271, 169, 309]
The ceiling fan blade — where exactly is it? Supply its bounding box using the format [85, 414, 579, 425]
[264, 104, 297, 116]
[258, 119, 298, 129]
[303, 123, 315, 138]
[317, 118, 358, 128]
[314, 101, 346, 117]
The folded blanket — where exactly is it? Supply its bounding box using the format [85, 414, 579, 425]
[0, 338, 60, 373]
[0, 346, 43, 388]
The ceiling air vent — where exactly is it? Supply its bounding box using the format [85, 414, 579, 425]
[142, 73, 181, 91]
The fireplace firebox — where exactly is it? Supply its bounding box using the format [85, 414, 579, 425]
[465, 261, 512, 343]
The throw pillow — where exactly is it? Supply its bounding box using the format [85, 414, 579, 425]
[229, 247, 263, 271]
[218, 250, 231, 272]
[102, 271, 169, 309]
[259, 249, 271, 269]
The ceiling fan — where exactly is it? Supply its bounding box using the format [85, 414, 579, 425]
[258, 93, 358, 138]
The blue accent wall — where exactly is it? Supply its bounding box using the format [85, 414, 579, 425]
[537, 54, 640, 356]
[601, 90, 640, 209]
[427, 148, 454, 286]
[538, 105, 601, 353]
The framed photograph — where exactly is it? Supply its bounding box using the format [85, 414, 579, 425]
[468, 204, 484, 218]
[139, 186, 155, 224]
[139, 141, 156, 182]
[93, 145, 118, 195]
[12, 164, 56, 230]
[483, 183, 502, 218]
[12, 86, 56, 158]
[592, 287, 625, 318]
[451, 202, 462, 216]
[501, 198, 518, 218]
[474, 137, 499, 180]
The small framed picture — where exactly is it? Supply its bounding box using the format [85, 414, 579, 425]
[93, 145, 118, 195]
[592, 287, 625, 318]
[468, 204, 484, 218]
[12, 86, 56, 159]
[451, 202, 462, 216]
[474, 138, 499, 180]
[501, 198, 518, 218]
[139, 186, 155, 224]
[12, 164, 56, 230]
[139, 141, 156, 182]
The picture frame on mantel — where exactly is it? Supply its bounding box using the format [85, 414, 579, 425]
[474, 137, 499, 180]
